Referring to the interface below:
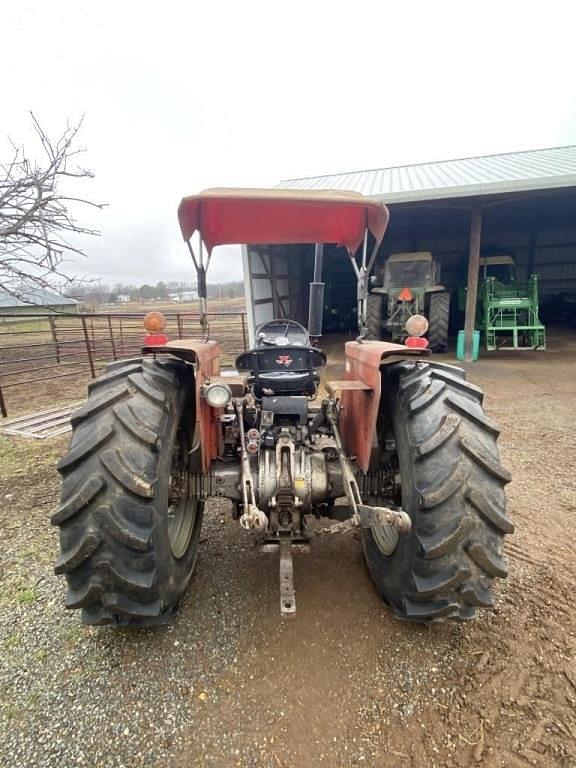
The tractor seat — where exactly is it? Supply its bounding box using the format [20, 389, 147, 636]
[235, 346, 326, 398]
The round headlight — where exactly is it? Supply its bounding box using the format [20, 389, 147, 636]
[405, 314, 429, 338]
[204, 382, 232, 408]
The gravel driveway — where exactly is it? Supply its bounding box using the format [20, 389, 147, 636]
[1, 335, 575, 767]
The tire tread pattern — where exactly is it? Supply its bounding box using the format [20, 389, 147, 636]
[365, 293, 384, 340]
[54, 357, 192, 625]
[364, 360, 513, 622]
[427, 292, 450, 352]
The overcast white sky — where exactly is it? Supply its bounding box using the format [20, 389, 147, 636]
[4, 0, 576, 286]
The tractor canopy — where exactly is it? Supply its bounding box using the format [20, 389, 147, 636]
[479, 255, 516, 282]
[177, 188, 389, 255]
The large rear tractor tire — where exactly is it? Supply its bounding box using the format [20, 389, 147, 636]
[366, 293, 386, 340]
[362, 361, 513, 622]
[53, 357, 204, 626]
[427, 291, 450, 352]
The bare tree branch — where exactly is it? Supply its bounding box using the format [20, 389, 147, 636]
[0, 112, 105, 304]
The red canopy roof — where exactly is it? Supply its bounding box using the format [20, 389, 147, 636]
[177, 188, 389, 254]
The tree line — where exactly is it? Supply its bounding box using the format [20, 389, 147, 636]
[70, 280, 245, 304]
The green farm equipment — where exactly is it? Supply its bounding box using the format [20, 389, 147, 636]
[366, 251, 450, 351]
[476, 256, 546, 350]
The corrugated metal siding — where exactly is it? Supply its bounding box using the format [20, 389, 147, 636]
[372, 227, 576, 297]
[277, 146, 576, 203]
[246, 247, 294, 332]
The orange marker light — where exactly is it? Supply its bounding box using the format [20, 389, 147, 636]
[143, 311, 167, 333]
[398, 287, 413, 302]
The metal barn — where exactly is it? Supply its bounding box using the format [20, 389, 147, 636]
[243, 146, 576, 357]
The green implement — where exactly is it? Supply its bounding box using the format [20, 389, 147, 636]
[479, 272, 546, 351]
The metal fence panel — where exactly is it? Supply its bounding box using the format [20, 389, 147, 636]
[0, 311, 248, 417]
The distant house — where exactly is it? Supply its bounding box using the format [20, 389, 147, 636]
[0, 288, 79, 320]
[116, 294, 131, 303]
[169, 290, 198, 302]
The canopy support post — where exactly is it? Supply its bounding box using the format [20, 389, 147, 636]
[464, 207, 483, 360]
[187, 238, 210, 341]
[349, 230, 378, 341]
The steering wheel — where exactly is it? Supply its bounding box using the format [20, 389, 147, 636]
[255, 319, 310, 348]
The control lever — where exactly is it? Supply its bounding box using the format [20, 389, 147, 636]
[323, 400, 411, 534]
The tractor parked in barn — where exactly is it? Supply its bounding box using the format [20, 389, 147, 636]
[366, 251, 451, 351]
[53, 189, 512, 626]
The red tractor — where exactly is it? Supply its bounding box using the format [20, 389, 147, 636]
[53, 189, 512, 625]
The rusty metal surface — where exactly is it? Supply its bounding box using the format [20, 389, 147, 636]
[279, 538, 297, 617]
[144, 339, 221, 474]
[339, 341, 430, 472]
[185, 340, 221, 475]
[325, 379, 371, 397]
[209, 374, 248, 398]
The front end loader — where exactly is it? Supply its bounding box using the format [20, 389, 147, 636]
[53, 189, 513, 625]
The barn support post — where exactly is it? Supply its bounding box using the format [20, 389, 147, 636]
[527, 229, 539, 278]
[464, 207, 483, 361]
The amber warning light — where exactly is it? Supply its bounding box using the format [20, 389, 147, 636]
[143, 311, 168, 346]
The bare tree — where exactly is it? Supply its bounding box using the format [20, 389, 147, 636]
[0, 113, 104, 303]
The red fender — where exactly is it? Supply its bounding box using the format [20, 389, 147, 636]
[339, 341, 430, 473]
[143, 339, 220, 473]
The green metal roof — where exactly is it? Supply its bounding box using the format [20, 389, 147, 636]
[0, 288, 78, 309]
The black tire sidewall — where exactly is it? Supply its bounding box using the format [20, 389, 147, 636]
[153, 365, 204, 612]
[366, 293, 386, 340]
[361, 366, 418, 611]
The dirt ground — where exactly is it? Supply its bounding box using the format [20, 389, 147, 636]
[0, 330, 575, 767]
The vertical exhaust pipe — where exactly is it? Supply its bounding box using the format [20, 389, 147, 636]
[308, 244, 325, 343]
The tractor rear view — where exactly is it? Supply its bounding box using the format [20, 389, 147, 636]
[53, 189, 512, 627]
[366, 251, 451, 351]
